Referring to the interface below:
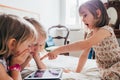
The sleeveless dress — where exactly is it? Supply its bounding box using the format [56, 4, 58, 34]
[92, 26, 120, 80]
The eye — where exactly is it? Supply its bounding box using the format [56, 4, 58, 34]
[33, 43, 38, 46]
[39, 45, 42, 46]
[28, 44, 32, 47]
[83, 14, 87, 18]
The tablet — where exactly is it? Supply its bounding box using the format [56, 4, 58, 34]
[24, 68, 63, 80]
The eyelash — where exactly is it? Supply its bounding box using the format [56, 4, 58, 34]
[83, 14, 87, 17]
[39, 45, 42, 46]
[28, 44, 43, 47]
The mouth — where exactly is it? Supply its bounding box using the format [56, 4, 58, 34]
[30, 52, 34, 55]
[85, 23, 89, 27]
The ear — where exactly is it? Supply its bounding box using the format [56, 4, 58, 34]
[8, 38, 16, 50]
[96, 9, 101, 18]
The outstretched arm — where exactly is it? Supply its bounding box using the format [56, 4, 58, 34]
[48, 28, 111, 60]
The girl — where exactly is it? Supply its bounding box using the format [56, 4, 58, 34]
[0, 14, 38, 80]
[24, 17, 47, 69]
[47, 0, 120, 80]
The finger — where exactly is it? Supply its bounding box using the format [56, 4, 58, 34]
[18, 49, 30, 59]
[17, 49, 29, 56]
[49, 55, 55, 60]
[22, 53, 30, 60]
[47, 53, 52, 60]
[21, 50, 30, 57]
[54, 55, 58, 59]
[63, 69, 71, 73]
[40, 53, 48, 60]
[14, 49, 29, 57]
[50, 55, 57, 60]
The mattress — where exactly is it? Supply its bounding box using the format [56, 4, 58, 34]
[25, 54, 101, 80]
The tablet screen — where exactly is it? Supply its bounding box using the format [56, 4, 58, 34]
[24, 68, 63, 80]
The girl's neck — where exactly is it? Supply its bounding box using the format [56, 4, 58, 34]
[92, 27, 100, 34]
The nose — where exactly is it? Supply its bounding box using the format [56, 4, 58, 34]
[82, 17, 85, 22]
[28, 44, 38, 53]
[28, 45, 34, 53]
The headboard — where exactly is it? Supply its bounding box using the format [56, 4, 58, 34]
[0, 4, 40, 20]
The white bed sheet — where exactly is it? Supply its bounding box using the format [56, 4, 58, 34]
[27, 54, 101, 80]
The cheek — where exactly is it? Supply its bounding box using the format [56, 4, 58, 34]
[16, 45, 29, 54]
[38, 45, 45, 52]
[38, 47, 42, 51]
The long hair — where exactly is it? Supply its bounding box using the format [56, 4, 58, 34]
[0, 14, 37, 57]
[24, 17, 46, 39]
[79, 0, 109, 27]
[24, 17, 47, 51]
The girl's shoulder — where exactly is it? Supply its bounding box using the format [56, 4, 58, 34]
[100, 25, 115, 37]
[0, 57, 8, 72]
[101, 25, 113, 32]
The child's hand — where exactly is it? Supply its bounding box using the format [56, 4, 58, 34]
[20, 53, 33, 70]
[63, 69, 71, 73]
[40, 52, 58, 60]
[47, 52, 58, 60]
[40, 53, 48, 60]
[10, 49, 30, 66]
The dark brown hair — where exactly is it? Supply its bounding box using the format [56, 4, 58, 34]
[79, 0, 109, 27]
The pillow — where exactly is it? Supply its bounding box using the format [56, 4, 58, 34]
[45, 36, 55, 48]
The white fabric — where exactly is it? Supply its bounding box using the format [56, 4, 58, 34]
[27, 52, 100, 80]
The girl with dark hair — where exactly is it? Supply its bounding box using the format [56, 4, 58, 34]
[47, 0, 120, 79]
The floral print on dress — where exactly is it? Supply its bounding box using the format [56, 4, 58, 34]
[92, 26, 120, 80]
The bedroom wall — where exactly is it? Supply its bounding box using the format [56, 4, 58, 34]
[0, 0, 85, 57]
[0, 0, 119, 57]
[0, 0, 60, 31]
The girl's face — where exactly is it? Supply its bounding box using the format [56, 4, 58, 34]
[30, 36, 46, 54]
[80, 7, 96, 30]
[15, 39, 34, 56]
[37, 36, 46, 52]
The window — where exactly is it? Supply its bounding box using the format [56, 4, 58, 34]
[65, 0, 77, 25]
[65, 0, 89, 29]
[65, 0, 108, 29]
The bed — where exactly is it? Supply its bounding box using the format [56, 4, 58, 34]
[23, 51, 101, 80]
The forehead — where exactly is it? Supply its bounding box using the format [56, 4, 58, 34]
[26, 38, 36, 44]
[37, 36, 46, 42]
[80, 7, 89, 15]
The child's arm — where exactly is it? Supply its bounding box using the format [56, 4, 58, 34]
[76, 48, 90, 72]
[20, 54, 32, 70]
[10, 49, 30, 80]
[0, 64, 13, 80]
[30, 43, 46, 69]
[33, 53, 46, 69]
[10, 70, 22, 80]
[48, 28, 111, 59]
